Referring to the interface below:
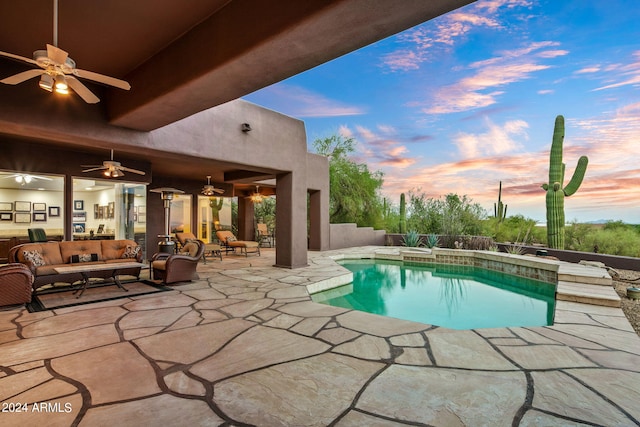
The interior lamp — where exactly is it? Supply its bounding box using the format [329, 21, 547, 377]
[15, 174, 32, 185]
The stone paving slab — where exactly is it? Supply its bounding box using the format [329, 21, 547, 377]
[0, 247, 639, 426]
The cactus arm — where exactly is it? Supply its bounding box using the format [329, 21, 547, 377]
[399, 193, 406, 234]
[548, 115, 565, 184]
[564, 156, 589, 196]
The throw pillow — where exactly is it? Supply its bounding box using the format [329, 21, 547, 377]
[122, 245, 141, 259]
[226, 235, 237, 242]
[23, 250, 45, 267]
[71, 253, 99, 263]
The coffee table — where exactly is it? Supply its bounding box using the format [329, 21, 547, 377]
[54, 262, 147, 298]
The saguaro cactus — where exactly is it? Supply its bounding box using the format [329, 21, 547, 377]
[399, 193, 407, 234]
[542, 115, 588, 249]
[494, 181, 507, 222]
[209, 197, 224, 223]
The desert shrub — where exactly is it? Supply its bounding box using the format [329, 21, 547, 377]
[565, 221, 640, 257]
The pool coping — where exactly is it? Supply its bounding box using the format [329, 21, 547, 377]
[306, 246, 620, 308]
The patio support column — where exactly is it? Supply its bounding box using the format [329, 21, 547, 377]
[237, 196, 255, 241]
[308, 189, 329, 250]
[275, 171, 308, 268]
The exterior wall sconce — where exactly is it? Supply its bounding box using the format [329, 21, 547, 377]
[150, 187, 185, 253]
[241, 123, 252, 132]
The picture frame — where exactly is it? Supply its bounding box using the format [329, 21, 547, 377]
[33, 202, 46, 212]
[108, 201, 115, 219]
[133, 213, 138, 222]
[72, 211, 87, 222]
[98, 206, 105, 219]
[74, 200, 84, 210]
[49, 206, 60, 217]
[138, 205, 146, 215]
[15, 201, 31, 212]
[72, 223, 85, 233]
[138, 214, 146, 223]
[15, 212, 31, 223]
[33, 212, 47, 222]
[0, 212, 12, 221]
[0, 202, 12, 212]
[94, 203, 99, 219]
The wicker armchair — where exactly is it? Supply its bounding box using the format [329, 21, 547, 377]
[0, 263, 33, 307]
[151, 239, 205, 284]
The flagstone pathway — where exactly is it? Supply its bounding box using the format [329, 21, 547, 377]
[1, 247, 639, 426]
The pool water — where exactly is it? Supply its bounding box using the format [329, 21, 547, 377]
[311, 260, 556, 330]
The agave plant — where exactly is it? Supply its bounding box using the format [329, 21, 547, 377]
[425, 234, 439, 248]
[401, 230, 424, 247]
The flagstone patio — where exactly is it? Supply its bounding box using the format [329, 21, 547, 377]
[1, 247, 639, 426]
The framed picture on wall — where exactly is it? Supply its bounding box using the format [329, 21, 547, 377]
[108, 202, 115, 219]
[133, 213, 138, 222]
[33, 203, 46, 212]
[138, 214, 146, 223]
[15, 212, 31, 223]
[72, 212, 87, 222]
[49, 206, 60, 217]
[15, 201, 31, 212]
[94, 204, 99, 219]
[0, 212, 12, 221]
[33, 212, 47, 222]
[138, 205, 146, 215]
[74, 200, 84, 210]
[72, 223, 85, 233]
[0, 202, 12, 211]
[98, 206, 104, 219]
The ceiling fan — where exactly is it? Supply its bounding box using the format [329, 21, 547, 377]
[1, 173, 53, 185]
[201, 176, 224, 196]
[0, 0, 130, 103]
[82, 150, 145, 178]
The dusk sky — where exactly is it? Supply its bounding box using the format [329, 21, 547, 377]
[244, 0, 640, 224]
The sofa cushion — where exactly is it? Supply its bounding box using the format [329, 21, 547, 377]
[101, 239, 139, 260]
[60, 241, 103, 264]
[122, 245, 141, 259]
[15, 243, 64, 266]
[23, 250, 45, 267]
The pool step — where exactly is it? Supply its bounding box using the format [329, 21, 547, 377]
[557, 263, 612, 286]
[556, 280, 621, 308]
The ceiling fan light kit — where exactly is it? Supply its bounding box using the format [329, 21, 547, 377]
[0, 0, 131, 103]
[81, 150, 145, 178]
[201, 176, 224, 196]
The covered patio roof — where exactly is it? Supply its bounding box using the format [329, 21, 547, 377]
[0, 0, 473, 178]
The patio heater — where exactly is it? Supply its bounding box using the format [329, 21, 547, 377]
[150, 187, 185, 253]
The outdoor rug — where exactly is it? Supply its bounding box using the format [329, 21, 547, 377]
[27, 280, 172, 312]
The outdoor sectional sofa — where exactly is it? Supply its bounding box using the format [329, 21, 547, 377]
[8, 239, 143, 290]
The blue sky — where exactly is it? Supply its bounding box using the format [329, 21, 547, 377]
[243, 0, 640, 224]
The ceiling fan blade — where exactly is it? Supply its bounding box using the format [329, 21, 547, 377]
[74, 68, 131, 90]
[213, 188, 225, 194]
[0, 50, 38, 66]
[66, 76, 100, 104]
[82, 167, 106, 173]
[46, 44, 68, 65]
[120, 166, 146, 175]
[0, 69, 44, 85]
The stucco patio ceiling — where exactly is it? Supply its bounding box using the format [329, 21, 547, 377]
[0, 0, 473, 133]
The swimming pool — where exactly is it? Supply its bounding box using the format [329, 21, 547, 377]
[311, 259, 556, 330]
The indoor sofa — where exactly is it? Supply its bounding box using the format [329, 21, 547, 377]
[9, 239, 143, 290]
